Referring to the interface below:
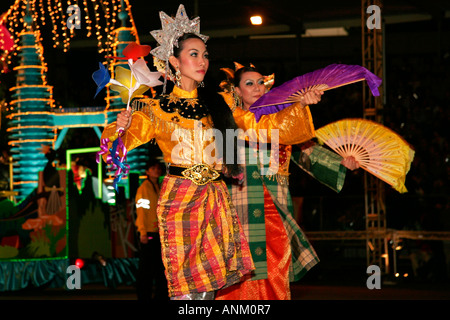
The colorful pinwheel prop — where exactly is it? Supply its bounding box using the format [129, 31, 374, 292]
[249, 64, 382, 122]
[108, 42, 153, 61]
[92, 62, 111, 98]
[93, 42, 163, 191]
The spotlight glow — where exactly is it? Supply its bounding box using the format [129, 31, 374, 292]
[250, 15, 262, 25]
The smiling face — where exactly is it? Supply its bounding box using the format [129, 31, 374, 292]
[235, 71, 265, 110]
[169, 37, 209, 91]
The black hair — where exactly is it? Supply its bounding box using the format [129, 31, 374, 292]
[172, 33, 241, 176]
[233, 66, 259, 88]
[198, 86, 241, 176]
[170, 33, 202, 74]
[145, 158, 162, 170]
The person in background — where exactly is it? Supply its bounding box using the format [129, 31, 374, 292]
[135, 158, 168, 301]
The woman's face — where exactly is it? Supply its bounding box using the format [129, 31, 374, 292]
[170, 38, 209, 87]
[235, 71, 265, 109]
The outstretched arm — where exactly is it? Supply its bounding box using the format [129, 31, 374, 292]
[232, 90, 323, 145]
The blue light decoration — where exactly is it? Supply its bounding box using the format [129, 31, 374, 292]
[6, 14, 55, 202]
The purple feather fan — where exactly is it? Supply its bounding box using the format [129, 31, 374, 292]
[249, 64, 382, 122]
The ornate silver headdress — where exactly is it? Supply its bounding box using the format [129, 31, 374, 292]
[150, 4, 209, 93]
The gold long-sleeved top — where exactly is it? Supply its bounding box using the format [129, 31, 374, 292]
[101, 86, 315, 169]
[219, 91, 316, 179]
[220, 91, 315, 146]
[101, 86, 222, 169]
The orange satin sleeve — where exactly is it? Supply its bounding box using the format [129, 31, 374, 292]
[232, 103, 315, 145]
[100, 111, 156, 163]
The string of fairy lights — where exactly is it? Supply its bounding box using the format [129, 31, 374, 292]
[0, 0, 138, 73]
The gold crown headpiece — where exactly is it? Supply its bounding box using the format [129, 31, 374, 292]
[150, 4, 209, 92]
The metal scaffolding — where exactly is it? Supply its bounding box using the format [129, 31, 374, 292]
[361, 0, 388, 274]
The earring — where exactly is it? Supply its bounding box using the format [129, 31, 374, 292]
[232, 88, 243, 110]
[175, 67, 182, 87]
[197, 81, 204, 88]
[234, 94, 243, 109]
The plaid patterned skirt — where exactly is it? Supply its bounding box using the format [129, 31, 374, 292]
[157, 175, 255, 297]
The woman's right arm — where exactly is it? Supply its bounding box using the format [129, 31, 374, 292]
[100, 109, 156, 162]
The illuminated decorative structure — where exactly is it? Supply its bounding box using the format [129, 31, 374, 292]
[0, 0, 152, 291]
[2, 0, 149, 202]
[7, 14, 55, 202]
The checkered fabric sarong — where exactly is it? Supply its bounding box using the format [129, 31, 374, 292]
[229, 144, 320, 282]
[157, 174, 254, 297]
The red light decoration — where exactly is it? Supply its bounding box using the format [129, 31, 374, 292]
[75, 258, 85, 269]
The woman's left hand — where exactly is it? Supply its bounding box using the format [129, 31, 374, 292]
[300, 89, 324, 107]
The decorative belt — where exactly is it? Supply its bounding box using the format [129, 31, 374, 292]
[168, 164, 223, 186]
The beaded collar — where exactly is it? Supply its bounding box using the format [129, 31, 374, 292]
[158, 86, 209, 121]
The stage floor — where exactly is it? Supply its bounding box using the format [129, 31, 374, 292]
[1, 281, 449, 300]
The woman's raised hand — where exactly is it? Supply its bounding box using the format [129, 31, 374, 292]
[116, 109, 132, 132]
[300, 89, 324, 107]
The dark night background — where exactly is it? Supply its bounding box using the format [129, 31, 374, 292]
[1, 0, 449, 286]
